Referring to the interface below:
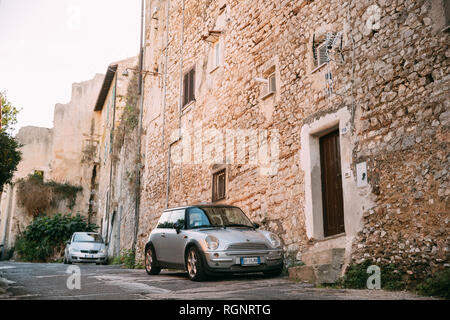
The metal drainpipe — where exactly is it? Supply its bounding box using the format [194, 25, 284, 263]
[161, 0, 170, 148]
[105, 70, 118, 246]
[165, 0, 184, 208]
[132, 0, 146, 256]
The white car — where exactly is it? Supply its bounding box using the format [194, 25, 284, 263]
[64, 232, 108, 265]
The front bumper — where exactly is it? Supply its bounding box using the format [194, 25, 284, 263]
[70, 252, 108, 263]
[203, 249, 283, 274]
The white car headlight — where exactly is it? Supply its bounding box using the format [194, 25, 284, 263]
[205, 235, 219, 250]
[99, 247, 107, 254]
[70, 248, 80, 253]
[267, 233, 282, 248]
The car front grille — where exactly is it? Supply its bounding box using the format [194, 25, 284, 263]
[226, 243, 269, 251]
[80, 250, 99, 254]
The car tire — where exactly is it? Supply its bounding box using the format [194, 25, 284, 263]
[186, 246, 207, 282]
[263, 267, 283, 278]
[145, 246, 161, 275]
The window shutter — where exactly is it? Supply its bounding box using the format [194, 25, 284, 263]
[189, 68, 195, 102]
[183, 72, 189, 106]
[318, 43, 329, 66]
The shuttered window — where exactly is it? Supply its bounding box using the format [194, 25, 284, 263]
[212, 169, 226, 202]
[183, 67, 195, 107]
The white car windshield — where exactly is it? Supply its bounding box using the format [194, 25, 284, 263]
[73, 233, 104, 243]
[188, 207, 254, 229]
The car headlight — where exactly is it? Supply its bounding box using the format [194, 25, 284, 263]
[205, 235, 219, 250]
[267, 233, 282, 248]
[99, 247, 107, 254]
[70, 248, 80, 253]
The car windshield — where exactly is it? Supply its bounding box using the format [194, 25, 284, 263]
[188, 207, 254, 229]
[73, 233, 103, 243]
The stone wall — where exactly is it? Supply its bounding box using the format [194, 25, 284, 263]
[134, 0, 449, 277]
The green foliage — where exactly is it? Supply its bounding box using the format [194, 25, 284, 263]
[416, 269, 450, 299]
[0, 130, 22, 192]
[110, 249, 143, 269]
[14, 213, 98, 262]
[17, 173, 82, 216]
[0, 91, 20, 133]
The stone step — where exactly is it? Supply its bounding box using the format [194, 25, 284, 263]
[288, 263, 342, 284]
[301, 248, 345, 268]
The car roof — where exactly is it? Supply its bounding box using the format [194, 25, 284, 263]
[163, 204, 240, 212]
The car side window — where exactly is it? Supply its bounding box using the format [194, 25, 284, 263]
[187, 208, 211, 229]
[157, 211, 172, 229]
[167, 209, 186, 229]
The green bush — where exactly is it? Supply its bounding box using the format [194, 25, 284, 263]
[14, 213, 98, 262]
[416, 269, 450, 299]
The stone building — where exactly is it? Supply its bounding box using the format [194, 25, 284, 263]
[0, 75, 105, 255]
[93, 56, 140, 257]
[128, 0, 449, 282]
[0, 56, 139, 257]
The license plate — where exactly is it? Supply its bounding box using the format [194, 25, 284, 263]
[241, 257, 260, 266]
[85, 254, 94, 258]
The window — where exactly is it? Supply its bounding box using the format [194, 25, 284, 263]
[187, 208, 211, 229]
[157, 211, 172, 229]
[183, 67, 195, 107]
[167, 209, 186, 229]
[212, 169, 226, 202]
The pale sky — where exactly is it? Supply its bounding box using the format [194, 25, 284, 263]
[0, 0, 141, 134]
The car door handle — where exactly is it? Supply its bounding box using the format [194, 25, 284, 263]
[161, 233, 166, 238]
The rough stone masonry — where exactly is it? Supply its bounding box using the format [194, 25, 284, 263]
[131, 0, 449, 281]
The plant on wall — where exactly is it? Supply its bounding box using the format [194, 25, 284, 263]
[16, 173, 83, 217]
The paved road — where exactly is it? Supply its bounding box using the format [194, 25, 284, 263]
[0, 261, 430, 300]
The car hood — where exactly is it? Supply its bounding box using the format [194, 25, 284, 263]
[199, 228, 269, 244]
[70, 242, 105, 251]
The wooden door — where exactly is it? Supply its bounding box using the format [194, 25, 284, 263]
[320, 130, 345, 237]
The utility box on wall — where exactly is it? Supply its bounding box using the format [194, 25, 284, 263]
[356, 162, 368, 188]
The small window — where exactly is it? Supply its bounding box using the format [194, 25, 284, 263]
[212, 169, 226, 202]
[183, 67, 195, 107]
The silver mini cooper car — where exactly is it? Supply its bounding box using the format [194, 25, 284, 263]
[144, 205, 284, 281]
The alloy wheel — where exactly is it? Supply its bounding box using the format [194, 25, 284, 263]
[187, 250, 198, 278]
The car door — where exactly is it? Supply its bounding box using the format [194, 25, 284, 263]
[164, 209, 187, 265]
[152, 211, 172, 263]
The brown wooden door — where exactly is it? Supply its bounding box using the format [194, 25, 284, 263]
[320, 130, 345, 237]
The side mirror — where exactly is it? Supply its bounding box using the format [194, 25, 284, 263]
[66, 241, 71, 245]
[105, 242, 109, 246]
[253, 223, 260, 229]
[174, 222, 183, 234]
